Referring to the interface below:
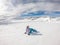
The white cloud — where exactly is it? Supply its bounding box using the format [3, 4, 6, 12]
[0, 0, 60, 17]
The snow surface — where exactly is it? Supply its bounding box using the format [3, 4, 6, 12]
[0, 17, 60, 45]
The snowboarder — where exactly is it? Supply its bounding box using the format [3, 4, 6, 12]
[25, 26, 38, 35]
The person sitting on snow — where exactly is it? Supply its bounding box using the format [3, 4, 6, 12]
[25, 26, 38, 35]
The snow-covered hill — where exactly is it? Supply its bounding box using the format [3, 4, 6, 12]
[0, 15, 60, 25]
[0, 18, 60, 45]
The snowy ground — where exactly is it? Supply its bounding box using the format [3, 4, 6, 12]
[0, 19, 60, 45]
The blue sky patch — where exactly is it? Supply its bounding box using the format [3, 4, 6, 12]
[21, 11, 60, 18]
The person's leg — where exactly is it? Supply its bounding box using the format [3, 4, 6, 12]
[32, 29, 38, 33]
[28, 30, 32, 35]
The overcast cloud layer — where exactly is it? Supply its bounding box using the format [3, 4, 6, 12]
[0, 0, 60, 17]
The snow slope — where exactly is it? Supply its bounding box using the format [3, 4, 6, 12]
[0, 18, 60, 45]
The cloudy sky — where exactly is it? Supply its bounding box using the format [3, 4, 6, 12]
[0, 0, 60, 17]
